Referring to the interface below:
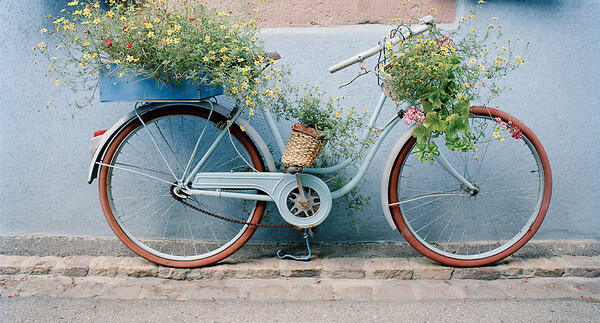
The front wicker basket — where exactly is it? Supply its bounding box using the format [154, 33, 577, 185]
[281, 123, 325, 169]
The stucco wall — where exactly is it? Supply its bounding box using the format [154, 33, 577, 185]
[206, 0, 455, 27]
[0, 0, 598, 243]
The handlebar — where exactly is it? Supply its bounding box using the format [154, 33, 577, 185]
[328, 16, 434, 74]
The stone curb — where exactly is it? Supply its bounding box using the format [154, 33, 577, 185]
[2, 255, 599, 281]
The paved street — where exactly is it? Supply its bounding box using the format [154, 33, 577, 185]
[2, 296, 600, 322]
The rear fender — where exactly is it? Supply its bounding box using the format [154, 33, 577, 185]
[87, 102, 276, 183]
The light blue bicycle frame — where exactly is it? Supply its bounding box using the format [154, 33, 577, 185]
[180, 92, 476, 204]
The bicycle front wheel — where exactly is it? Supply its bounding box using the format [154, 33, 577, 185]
[98, 104, 266, 268]
[388, 106, 552, 267]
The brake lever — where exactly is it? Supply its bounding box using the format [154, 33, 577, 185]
[339, 59, 369, 89]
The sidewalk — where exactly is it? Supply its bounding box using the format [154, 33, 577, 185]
[2, 254, 600, 281]
[1, 236, 599, 300]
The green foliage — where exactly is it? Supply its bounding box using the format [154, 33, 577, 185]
[383, 10, 526, 162]
[34, 0, 286, 109]
[275, 86, 369, 160]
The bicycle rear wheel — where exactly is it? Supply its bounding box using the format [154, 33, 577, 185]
[98, 105, 266, 268]
[388, 106, 552, 267]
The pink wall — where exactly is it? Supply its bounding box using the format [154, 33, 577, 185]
[207, 0, 456, 27]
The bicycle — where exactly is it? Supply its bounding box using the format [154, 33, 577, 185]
[87, 17, 552, 268]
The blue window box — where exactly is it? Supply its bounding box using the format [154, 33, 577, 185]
[98, 69, 223, 102]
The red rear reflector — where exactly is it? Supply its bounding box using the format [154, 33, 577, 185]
[94, 130, 108, 137]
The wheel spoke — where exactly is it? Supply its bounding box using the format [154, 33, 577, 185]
[389, 110, 550, 265]
[99, 106, 264, 267]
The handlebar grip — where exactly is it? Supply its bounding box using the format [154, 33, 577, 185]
[328, 17, 433, 74]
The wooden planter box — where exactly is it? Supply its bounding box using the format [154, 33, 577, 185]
[99, 69, 223, 102]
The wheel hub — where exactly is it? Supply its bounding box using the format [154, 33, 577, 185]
[460, 183, 479, 196]
[170, 183, 189, 199]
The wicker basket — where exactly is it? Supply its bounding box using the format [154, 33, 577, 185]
[281, 123, 325, 169]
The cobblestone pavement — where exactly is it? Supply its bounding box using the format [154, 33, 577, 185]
[1, 254, 600, 281]
[1, 237, 599, 300]
[1, 255, 600, 301]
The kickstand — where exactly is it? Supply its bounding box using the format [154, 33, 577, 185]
[277, 229, 312, 261]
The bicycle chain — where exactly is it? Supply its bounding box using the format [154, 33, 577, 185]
[170, 189, 293, 228]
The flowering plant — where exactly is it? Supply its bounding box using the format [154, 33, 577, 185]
[34, 0, 284, 108]
[279, 85, 368, 160]
[383, 8, 526, 162]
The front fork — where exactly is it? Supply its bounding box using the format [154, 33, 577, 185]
[434, 152, 479, 195]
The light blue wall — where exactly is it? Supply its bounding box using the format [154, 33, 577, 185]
[1, 0, 598, 242]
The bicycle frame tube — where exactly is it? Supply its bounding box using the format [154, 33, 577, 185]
[181, 93, 477, 203]
[183, 106, 246, 187]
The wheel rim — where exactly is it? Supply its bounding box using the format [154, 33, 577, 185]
[99, 106, 265, 266]
[391, 110, 548, 263]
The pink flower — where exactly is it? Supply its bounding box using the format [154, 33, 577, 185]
[105, 39, 113, 47]
[495, 117, 508, 130]
[189, 17, 196, 21]
[126, 42, 132, 48]
[123, 25, 129, 30]
[404, 106, 425, 125]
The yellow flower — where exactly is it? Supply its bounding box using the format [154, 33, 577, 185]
[147, 31, 155, 38]
[240, 125, 246, 132]
[40, 28, 47, 33]
[68, 0, 78, 6]
[107, 11, 114, 18]
[499, 137, 505, 141]
[492, 131, 499, 138]
[249, 109, 255, 116]
[55, 79, 60, 85]
[335, 112, 341, 118]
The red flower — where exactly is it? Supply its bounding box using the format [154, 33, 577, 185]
[105, 39, 113, 47]
[123, 25, 129, 30]
[126, 42, 132, 48]
[189, 17, 196, 21]
[438, 36, 454, 50]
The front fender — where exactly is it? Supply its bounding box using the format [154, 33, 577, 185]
[379, 124, 416, 230]
[87, 102, 276, 184]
